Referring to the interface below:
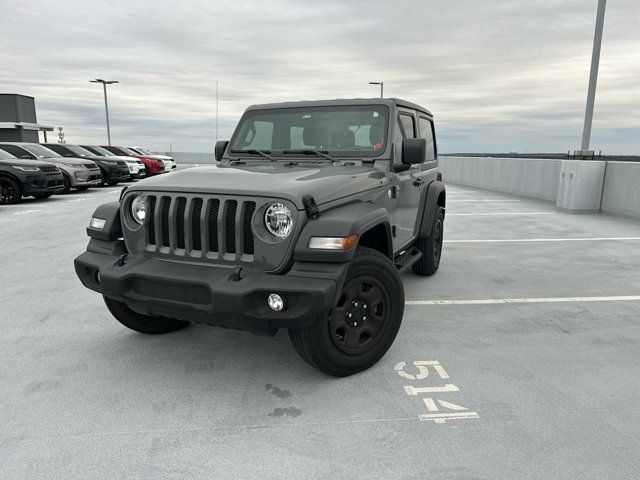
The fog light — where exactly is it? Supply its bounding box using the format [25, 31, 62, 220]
[268, 293, 285, 312]
[90, 217, 106, 230]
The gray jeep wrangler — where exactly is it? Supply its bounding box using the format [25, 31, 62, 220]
[74, 98, 445, 376]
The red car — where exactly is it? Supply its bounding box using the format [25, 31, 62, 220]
[101, 146, 166, 176]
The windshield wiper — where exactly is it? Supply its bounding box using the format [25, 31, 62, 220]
[282, 149, 337, 162]
[231, 149, 276, 161]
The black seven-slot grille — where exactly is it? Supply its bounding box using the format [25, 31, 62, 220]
[144, 194, 256, 260]
[41, 165, 58, 173]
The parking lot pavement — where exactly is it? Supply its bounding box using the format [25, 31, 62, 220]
[2, 183, 640, 479]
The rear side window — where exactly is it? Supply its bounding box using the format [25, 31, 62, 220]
[418, 117, 436, 161]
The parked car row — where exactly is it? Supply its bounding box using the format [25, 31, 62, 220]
[0, 142, 175, 204]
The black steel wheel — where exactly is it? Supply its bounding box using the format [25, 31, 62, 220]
[0, 177, 22, 204]
[289, 246, 404, 377]
[329, 276, 390, 355]
[412, 207, 444, 276]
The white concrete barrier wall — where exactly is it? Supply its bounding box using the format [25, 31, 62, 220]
[438, 156, 561, 202]
[601, 162, 640, 219]
[439, 156, 640, 220]
[161, 151, 216, 164]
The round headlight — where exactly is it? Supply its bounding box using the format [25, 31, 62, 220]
[264, 202, 293, 239]
[130, 195, 146, 224]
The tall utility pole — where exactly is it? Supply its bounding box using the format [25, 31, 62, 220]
[90, 79, 119, 145]
[216, 81, 219, 142]
[581, 0, 606, 153]
[369, 81, 384, 98]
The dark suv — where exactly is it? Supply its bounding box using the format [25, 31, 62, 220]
[0, 148, 64, 204]
[74, 98, 445, 376]
[43, 144, 130, 185]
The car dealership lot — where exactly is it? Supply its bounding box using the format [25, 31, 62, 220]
[1, 182, 640, 479]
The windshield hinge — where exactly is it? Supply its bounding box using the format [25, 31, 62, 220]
[303, 195, 320, 219]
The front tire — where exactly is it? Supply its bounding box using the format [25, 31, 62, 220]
[289, 247, 404, 377]
[412, 207, 444, 276]
[61, 174, 71, 194]
[104, 296, 190, 334]
[0, 177, 22, 204]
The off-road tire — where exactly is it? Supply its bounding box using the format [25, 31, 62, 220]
[104, 296, 190, 334]
[61, 174, 72, 194]
[412, 207, 444, 276]
[289, 246, 404, 377]
[0, 177, 22, 204]
[33, 192, 53, 200]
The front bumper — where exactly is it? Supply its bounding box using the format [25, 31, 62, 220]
[103, 165, 131, 182]
[72, 168, 103, 187]
[129, 167, 147, 179]
[75, 241, 348, 335]
[22, 172, 65, 195]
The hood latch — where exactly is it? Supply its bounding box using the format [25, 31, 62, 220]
[302, 195, 320, 219]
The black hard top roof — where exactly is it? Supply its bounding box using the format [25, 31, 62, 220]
[245, 98, 433, 117]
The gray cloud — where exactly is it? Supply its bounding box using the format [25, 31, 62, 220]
[1, 0, 638, 153]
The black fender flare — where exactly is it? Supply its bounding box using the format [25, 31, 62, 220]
[294, 201, 392, 263]
[418, 180, 446, 238]
[86, 201, 123, 241]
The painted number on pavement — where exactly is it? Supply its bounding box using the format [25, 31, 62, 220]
[395, 360, 479, 424]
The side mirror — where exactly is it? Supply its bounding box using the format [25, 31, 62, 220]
[402, 138, 426, 165]
[215, 140, 229, 162]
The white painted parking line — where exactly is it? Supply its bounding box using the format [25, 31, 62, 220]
[445, 236, 640, 244]
[11, 209, 43, 215]
[448, 199, 521, 203]
[406, 295, 640, 306]
[65, 197, 89, 203]
[448, 212, 555, 216]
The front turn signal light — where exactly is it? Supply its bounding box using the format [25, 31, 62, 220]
[89, 217, 106, 230]
[308, 235, 358, 250]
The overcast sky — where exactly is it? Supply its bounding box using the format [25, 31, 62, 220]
[1, 0, 638, 153]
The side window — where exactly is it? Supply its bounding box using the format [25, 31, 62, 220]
[398, 113, 416, 139]
[0, 145, 31, 158]
[418, 117, 436, 161]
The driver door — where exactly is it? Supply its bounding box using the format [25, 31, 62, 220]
[390, 110, 423, 251]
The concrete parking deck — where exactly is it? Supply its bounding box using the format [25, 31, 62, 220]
[1, 182, 640, 479]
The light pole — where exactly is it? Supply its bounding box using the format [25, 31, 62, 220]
[369, 81, 384, 98]
[90, 79, 119, 145]
[216, 80, 219, 142]
[580, 0, 606, 153]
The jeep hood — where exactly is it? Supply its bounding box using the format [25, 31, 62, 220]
[130, 163, 389, 209]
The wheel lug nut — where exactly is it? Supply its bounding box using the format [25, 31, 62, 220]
[347, 313, 352, 318]
[353, 301, 359, 307]
[362, 316, 367, 321]
[363, 304, 367, 309]
[353, 322, 358, 327]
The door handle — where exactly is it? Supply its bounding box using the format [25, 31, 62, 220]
[412, 178, 424, 187]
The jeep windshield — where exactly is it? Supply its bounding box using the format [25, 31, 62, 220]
[229, 105, 388, 159]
